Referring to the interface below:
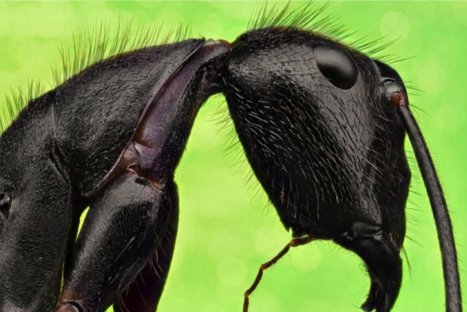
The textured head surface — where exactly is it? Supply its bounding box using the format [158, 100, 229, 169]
[222, 28, 411, 243]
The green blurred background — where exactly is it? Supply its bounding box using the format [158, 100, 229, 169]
[0, 1, 466, 311]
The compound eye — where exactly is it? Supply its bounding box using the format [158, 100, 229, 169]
[315, 44, 357, 90]
[0, 193, 11, 220]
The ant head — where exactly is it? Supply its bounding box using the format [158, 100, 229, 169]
[221, 27, 412, 311]
[222, 27, 411, 242]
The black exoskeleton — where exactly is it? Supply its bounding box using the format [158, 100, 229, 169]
[0, 6, 461, 312]
[221, 28, 414, 312]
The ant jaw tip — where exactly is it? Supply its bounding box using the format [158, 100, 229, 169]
[361, 302, 374, 312]
[337, 223, 402, 312]
[361, 280, 398, 312]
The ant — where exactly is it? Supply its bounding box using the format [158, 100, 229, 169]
[0, 3, 461, 312]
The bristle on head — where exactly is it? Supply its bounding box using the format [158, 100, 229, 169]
[247, 2, 407, 64]
[51, 21, 191, 86]
[0, 20, 191, 135]
[1, 81, 44, 133]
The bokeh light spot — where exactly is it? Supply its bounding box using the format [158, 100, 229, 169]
[415, 57, 447, 95]
[380, 11, 411, 39]
[433, 104, 466, 134]
[217, 257, 248, 288]
[450, 2, 467, 26]
[254, 226, 288, 257]
[290, 243, 322, 272]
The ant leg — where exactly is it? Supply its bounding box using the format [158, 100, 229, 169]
[243, 235, 313, 312]
[114, 184, 178, 312]
[56, 172, 176, 312]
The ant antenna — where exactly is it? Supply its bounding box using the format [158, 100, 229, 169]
[397, 102, 461, 312]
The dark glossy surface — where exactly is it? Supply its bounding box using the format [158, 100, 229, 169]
[114, 182, 178, 312]
[315, 44, 357, 90]
[221, 27, 411, 312]
[59, 174, 173, 311]
[0, 39, 229, 311]
[54, 39, 204, 197]
[0, 93, 73, 311]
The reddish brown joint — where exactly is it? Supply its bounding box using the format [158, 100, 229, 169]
[389, 91, 407, 108]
